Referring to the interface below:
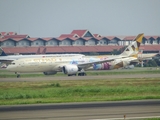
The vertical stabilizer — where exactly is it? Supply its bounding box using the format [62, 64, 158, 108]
[120, 33, 144, 57]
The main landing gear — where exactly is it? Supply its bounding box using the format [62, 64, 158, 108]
[68, 72, 87, 76]
[15, 72, 20, 78]
[78, 72, 86, 76]
[67, 69, 87, 76]
[78, 69, 87, 76]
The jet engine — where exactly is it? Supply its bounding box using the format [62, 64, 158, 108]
[43, 71, 57, 75]
[62, 64, 78, 75]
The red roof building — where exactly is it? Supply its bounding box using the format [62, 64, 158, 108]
[2, 35, 29, 39]
[0, 30, 160, 55]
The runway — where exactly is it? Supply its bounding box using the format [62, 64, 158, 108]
[0, 100, 160, 120]
[1, 73, 160, 82]
[0, 72, 160, 119]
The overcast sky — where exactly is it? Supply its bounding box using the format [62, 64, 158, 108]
[0, 0, 160, 37]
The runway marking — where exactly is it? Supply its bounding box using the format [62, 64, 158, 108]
[90, 116, 160, 120]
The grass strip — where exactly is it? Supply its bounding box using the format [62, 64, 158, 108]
[0, 78, 160, 105]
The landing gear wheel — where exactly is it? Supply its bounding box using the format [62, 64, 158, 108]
[17, 74, 20, 78]
[78, 72, 86, 76]
[68, 74, 76, 76]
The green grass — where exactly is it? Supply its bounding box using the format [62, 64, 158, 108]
[0, 78, 160, 105]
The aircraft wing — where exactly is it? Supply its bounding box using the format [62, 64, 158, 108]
[0, 59, 15, 65]
[127, 53, 158, 65]
[77, 56, 124, 69]
[0, 58, 15, 64]
[139, 53, 158, 60]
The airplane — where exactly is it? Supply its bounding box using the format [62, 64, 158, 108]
[0, 47, 85, 65]
[6, 33, 144, 77]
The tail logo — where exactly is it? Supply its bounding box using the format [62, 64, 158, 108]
[121, 33, 144, 57]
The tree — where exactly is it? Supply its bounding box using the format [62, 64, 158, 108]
[143, 60, 158, 67]
[110, 46, 127, 55]
[89, 52, 99, 55]
[154, 57, 160, 66]
[111, 49, 120, 55]
[119, 46, 127, 54]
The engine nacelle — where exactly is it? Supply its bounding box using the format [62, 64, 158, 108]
[43, 71, 57, 75]
[62, 64, 78, 75]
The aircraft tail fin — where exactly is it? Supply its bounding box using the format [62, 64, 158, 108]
[120, 33, 144, 57]
[0, 47, 7, 56]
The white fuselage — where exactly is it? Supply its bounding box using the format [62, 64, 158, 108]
[7, 55, 137, 73]
[7, 56, 86, 72]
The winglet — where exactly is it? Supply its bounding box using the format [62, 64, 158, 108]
[0, 47, 7, 56]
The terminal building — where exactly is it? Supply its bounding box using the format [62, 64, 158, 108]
[0, 30, 160, 55]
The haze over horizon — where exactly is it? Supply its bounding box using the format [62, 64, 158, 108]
[0, 0, 160, 37]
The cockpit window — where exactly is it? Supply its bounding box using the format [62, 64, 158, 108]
[11, 63, 15, 65]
